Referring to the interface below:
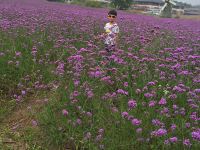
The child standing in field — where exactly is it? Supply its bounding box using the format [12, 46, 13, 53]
[95, 10, 119, 59]
[104, 10, 119, 56]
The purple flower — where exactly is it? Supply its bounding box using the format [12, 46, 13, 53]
[0, 52, 5, 56]
[76, 119, 82, 125]
[95, 134, 103, 142]
[183, 139, 191, 147]
[173, 105, 178, 109]
[128, 115, 134, 121]
[152, 119, 163, 127]
[151, 128, 167, 137]
[144, 93, 154, 98]
[142, 86, 148, 91]
[171, 63, 181, 70]
[111, 107, 118, 113]
[86, 112, 92, 117]
[123, 82, 128, 87]
[164, 139, 170, 145]
[147, 81, 156, 86]
[169, 137, 178, 143]
[191, 129, 200, 141]
[158, 98, 167, 105]
[168, 94, 177, 100]
[135, 89, 141, 94]
[121, 112, 129, 118]
[190, 112, 198, 121]
[148, 100, 156, 107]
[32, 120, 38, 126]
[128, 100, 137, 109]
[84, 132, 91, 140]
[185, 123, 190, 128]
[136, 128, 142, 133]
[194, 89, 200, 93]
[173, 86, 186, 93]
[15, 51, 21, 57]
[73, 91, 79, 97]
[117, 89, 128, 95]
[131, 118, 142, 126]
[87, 90, 94, 98]
[21, 90, 26, 95]
[170, 124, 177, 131]
[62, 109, 69, 116]
[74, 80, 80, 86]
[98, 128, 104, 135]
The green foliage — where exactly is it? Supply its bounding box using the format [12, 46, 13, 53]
[111, 0, 132, 10]
[47, 0, 65, 2]
[85, 1, 106, 8]
[73, 0, 87, 3]
[71, 0, 108, 8]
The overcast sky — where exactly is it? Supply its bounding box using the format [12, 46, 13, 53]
[176, 0, 200, 5]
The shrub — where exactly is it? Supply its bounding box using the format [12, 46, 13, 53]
[84, 1, 106, 8]
[47, 0, 65, 2]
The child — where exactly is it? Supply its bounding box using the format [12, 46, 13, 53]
[104, 10, 119, 56]
[95, 10, 119, 57]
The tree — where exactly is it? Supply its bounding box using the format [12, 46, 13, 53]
[111, 0, 132, 10]
[47, 0, 65, 2]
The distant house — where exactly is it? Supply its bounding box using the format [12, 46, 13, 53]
[132, 0, 185, 16]
[133, 0, 185, 8]
[184, 8, 200, 15]
[132, 0, 164, 13]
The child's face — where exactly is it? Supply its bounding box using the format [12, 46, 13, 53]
[107, 14, 117, 22]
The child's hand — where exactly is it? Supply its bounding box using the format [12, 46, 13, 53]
[105, 29, 111, 33]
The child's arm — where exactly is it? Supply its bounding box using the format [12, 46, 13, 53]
[115, 34, 119, 48]
[113, 25, 119, 47]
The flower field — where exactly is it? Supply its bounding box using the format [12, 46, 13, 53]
[0, 0, 200, 149]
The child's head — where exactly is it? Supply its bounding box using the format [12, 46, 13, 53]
[107, 10, 117, 23]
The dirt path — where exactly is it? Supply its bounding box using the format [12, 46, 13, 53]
[0, 97, 48, 150]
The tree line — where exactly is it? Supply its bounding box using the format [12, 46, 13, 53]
[47, 0, 133, 10]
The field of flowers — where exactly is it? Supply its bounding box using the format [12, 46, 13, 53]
[0, 0, 200, 149]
